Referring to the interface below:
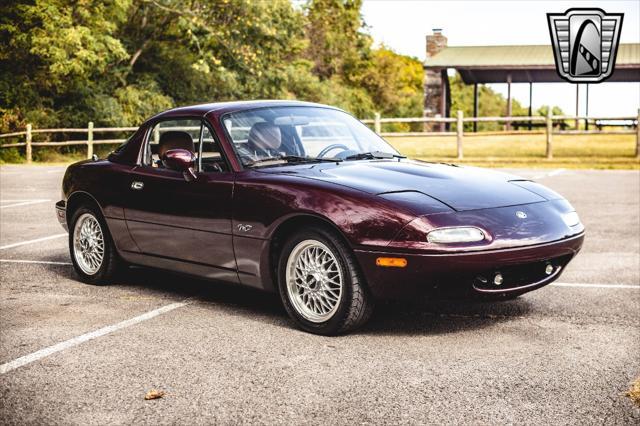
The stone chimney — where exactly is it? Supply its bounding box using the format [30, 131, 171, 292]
[424, 29, 449, 131]
[426, 28, 447, 58]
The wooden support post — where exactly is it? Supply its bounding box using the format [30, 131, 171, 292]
[506, 74, 512, 131]
[575, 84, 580, 130]
[528, 82, 533, 131]
[440, 70, 447, 133]
[25, 123, 32, 164]
[87, 121, 94, 160]
[636, 108, 640, 159]
[473, 83, 479, 133]
[374, 112, 381, 134]
[456, 110, 464, 159]
[546, 107, 553, 159]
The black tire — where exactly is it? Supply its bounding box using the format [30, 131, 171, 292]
[277, 226, 374, 335]
[69, 205, 124, 285]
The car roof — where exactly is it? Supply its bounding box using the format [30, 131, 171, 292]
[147, 100, 343, 122]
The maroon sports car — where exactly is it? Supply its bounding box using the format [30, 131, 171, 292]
[56, 101, 584, 334]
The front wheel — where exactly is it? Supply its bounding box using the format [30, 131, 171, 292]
[69, 206, 123, 285]
[277, 227, 374, 335]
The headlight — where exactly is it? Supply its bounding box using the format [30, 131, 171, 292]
[427, 227, 486, 244]
[562, 211, 581, 227]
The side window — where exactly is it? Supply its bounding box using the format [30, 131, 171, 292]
[197, 125, 229, 172]
[144, 119, 201, 167]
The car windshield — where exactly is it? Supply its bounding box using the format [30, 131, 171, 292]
[222, 106, 400, 167]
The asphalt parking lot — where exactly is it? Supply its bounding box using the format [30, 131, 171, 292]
[0, 164, 639, 424]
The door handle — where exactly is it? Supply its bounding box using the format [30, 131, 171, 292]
[131, 181, 144, 190]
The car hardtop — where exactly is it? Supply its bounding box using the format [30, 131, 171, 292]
[107, 100, 349, 167]
[146, 99, 344, 124]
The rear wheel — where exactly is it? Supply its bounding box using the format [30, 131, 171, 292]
[277, 227, 374, 335]
[69, 205, 123, 285]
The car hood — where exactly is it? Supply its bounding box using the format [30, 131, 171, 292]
[259, 160, 553, 211]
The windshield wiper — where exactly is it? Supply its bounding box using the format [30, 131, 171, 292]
[279, 155, 342, 163]
[344, 151, 406, 161]
[245, 155, 342, 167]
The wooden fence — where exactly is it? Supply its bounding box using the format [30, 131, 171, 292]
[0, 123, 137, 164]
[1, 110, 639, 163]
[362, 109, 639, 159]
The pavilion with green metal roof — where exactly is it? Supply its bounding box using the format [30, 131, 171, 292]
[424, 43, 640, 83]
[422, 29, 640, 131]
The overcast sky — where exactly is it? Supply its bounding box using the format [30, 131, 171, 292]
[360, 0, 640, 117]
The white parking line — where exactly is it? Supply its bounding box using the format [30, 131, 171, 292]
[0, 259, 72, 265]
[0, 301, 190, 375]
[547, 168, 567, 177]
[550, 282, 639, 289]
[0, 199, 50, 209]
[532, 168, 567, 180]
[0, 233, 67, 250]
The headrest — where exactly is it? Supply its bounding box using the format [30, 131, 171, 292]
[158, 131, 195, 158]
[248, 122, 281, 150]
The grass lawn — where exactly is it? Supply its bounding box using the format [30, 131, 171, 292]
[386, 133, 640, 169]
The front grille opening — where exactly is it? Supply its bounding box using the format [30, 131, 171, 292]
[474, 254, 573, 291]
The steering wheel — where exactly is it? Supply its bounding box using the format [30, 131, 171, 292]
[317, 144, 350, 158]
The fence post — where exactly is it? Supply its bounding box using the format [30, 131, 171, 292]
[87, 121, 93, 159]
[87, 121, 94, 160]
[456, 110, 464, 159]
[374, 112, 381, 134]
[25, 123, 32, 164]
[545, 108, 553, 159]
[636, 108, 640, 159]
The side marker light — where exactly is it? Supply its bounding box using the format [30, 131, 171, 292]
[376, 257, 408, 268]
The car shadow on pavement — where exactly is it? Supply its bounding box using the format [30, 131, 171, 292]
[360, 297, 535, 336]
[117, 266, 289, 322]
[52, 264, 535, 336]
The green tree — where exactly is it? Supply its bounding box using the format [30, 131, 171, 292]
[0, 0, 437, 137]
[0, 0, 132, 129]
[116, 0, 312, 115]
[536, 105, 565, 116]
[304, 0, 371, 83]
[364, 46, 423, 130]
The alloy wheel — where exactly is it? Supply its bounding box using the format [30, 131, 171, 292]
[285, 239, 343, 322]
[72, 213, 105, 275]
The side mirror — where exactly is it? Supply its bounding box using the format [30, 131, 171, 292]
[162, 149, 197, 181]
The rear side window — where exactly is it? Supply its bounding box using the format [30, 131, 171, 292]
[141, 118, 229, 172]
[144, 119, 201, 166]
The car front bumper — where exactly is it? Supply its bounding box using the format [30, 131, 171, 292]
[354, 232, 584, 299]
[55, 200, 67, 231]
